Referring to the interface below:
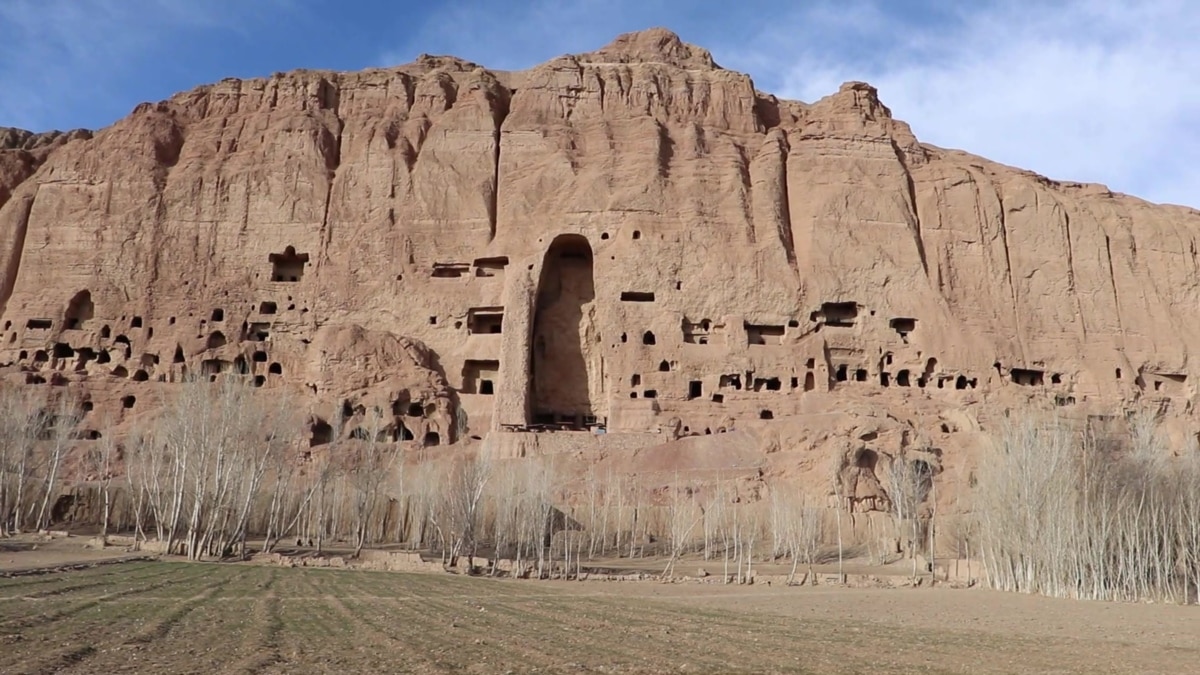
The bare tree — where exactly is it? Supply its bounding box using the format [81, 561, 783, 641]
[885, 453, 933, 583]
[975, 411, 1200, 603]
[84, 417, 119, 538]
[662, 477, 702, 578]
[0, 386, 46, 535]
[348, 408, 401, 558]
[443, 455, 491, 569]
[33, 395, 81, 531]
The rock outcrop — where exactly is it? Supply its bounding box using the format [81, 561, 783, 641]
[2, 28, 1199, 507]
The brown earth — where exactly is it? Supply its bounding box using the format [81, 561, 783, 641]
[0, 561, 1196, 674]
[3, 27, 1200, 510]
[0, 533, 143, 573]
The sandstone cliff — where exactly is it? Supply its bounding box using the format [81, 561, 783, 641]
[2, 29, 1199, 509]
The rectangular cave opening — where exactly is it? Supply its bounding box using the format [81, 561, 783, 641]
[467, 307, 504, 335]
[473, 256, 509, 277]
[753, 377, 782, 392]
[1010, 368, 1045, 386]
[688, 380, 702, 400]
[890, 317, 917, 341]
[26, 318, 53, 330]
[620, 291, 656, 302]
[431, 263, 470, 278]
[813, 302, 859, 327]
[745, 323, 785, 346]
[462, 359, 500, 395]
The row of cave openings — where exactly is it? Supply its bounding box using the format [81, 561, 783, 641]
[610, 302, 919, 351]
[12, 290, 290, 389]
[424, 259, 509, 335]
[307, 397, 443, 449]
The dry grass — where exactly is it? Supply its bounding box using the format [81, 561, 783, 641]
[0, 562, 1197, 674]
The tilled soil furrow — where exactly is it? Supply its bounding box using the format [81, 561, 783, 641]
[0, 565, 209, 632]
[225, 592, 282, 673]
[326, 592, 456, 673]
[12, 643, 96, 675]
[123, 567, 248, 644]
[264, 568, 406, 674]
[299, 569, 458, 673]
[461, 596, 646, 668]
[0, 562, 160, 592]
[0, 562, 180, 605]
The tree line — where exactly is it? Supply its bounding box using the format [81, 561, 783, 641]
[2, 377, 1199, 602]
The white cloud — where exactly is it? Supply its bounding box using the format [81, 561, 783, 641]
[758, 0, 1200, 207]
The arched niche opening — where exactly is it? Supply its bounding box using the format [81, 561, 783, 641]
[64, 290, 94, 330]
[530, 234, 601, 425]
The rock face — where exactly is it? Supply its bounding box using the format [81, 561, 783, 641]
[2, 29, 1199, 506]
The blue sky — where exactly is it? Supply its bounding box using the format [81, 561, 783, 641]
[1, 0, 1196, 207]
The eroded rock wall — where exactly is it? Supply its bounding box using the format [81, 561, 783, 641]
[2, 29, 1199, 507]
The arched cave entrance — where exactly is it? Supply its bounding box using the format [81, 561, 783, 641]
[530, 234, 601, 426]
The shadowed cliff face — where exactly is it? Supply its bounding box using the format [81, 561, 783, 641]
[1, 28, 1199, 496]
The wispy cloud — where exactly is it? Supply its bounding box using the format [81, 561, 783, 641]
[745, 0, 1200, 207]
[1, 1, 1194, 207]
[382, 0, 1199, 207]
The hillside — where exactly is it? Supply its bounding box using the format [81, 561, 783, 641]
[2, 28, 1199, 511]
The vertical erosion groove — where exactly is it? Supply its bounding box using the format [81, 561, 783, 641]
[891, 139, 929, 279]
[490, 85, 511, 243]
[320, 77, 344, 261]
[775, 131, 799, 279]
[0, 193, 35, 319]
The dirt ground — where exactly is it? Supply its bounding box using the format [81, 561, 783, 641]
[0, 556, 1197, 675]
[0, 534, 145, 573]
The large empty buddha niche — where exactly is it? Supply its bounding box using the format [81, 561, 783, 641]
[1010, 368, 1044, 386]
[530, 234, 601, 423]
[64, 290, 94, 330]
[467, 307, 504, 334]
[812, 302, 859, 327]
[269, 246, 309, 282]
[462, 359, 499, 395]
[745, 323, 785, 346]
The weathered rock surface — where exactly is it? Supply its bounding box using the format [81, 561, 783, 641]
[2, 28, 1199, 507]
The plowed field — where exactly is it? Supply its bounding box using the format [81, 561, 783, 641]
[0, 562, 1196, 674]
